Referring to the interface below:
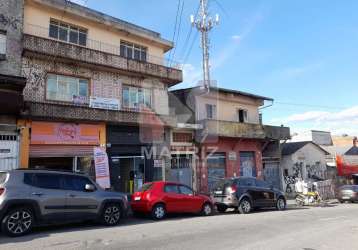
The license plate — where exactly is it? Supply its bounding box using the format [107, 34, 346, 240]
[214, 191, 223, 195]
[134, 197, 141, 201]
[342, 196, 350, 200]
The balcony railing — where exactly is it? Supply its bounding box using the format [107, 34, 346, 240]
[23, 23, 183, 84]
[200, 119, 290, 140]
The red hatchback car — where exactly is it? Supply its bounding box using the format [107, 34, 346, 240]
[131, 181, 213, 220]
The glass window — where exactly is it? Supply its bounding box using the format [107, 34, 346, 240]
[58, 24, 68, 42]
[49, 21, 59, 39]
[69, 27, 79, 44]
[122, 87, 129, 108]
[25, 173, 62, 189]
[120, 41, 147, 62]
[122, 85, 151, 109]
[238, 109, 248, 123]
[0, 32, 6, 55]
[206, 104, 216, 119]
[46, 74, 89, 102]
[48, 19, 87, 46]
[240, 178, 255, 187]
[79, 32, 87, 46]
[62, 175, 93, 191]
[164, 184, 179, 193]
[179, 185, 193, 195]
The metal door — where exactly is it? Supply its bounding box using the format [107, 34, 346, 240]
[207, 153, 226, 192]
[0, 133, 19, 171]
[240, 152, 256, 177]
[263, 162, 281, 190]
[170, 155, 193, 188]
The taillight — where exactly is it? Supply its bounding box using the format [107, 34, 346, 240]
[228, 185, 237, 194]
[0, 188, 5, 196]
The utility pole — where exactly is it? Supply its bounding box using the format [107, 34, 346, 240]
[191, 0, 219, 90]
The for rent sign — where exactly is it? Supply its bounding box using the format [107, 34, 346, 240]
[94, 147, 111, 189]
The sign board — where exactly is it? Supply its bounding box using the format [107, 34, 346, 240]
[94, 147, 111, 189]
[228, 151, 237, 161]
[89, 96, 120, 111]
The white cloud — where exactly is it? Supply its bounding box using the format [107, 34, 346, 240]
[171, 63, 202, 89]
[69, 0, 87, 6]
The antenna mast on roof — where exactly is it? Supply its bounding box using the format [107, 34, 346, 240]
[191, 0, 219, 91]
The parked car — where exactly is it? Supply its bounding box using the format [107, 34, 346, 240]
[131, 181, 213, 220]
[0, 169, 128, 237]
[211, 177, 286, 214]
[338, 185, 358, 203]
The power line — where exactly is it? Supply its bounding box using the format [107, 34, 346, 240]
[170, 0, 185, 64]
[182, 30, 199, 65]
[212, 0, 230, 19]
[274, 101, 349, 110]
[168, 0, 182, 61]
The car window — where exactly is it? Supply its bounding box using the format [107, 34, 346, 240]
[62, 175, 93, 191]
[0, 172, 7, 184]
[164, 184, 179, 193]
[239, 178, 255, 187]
[256, 179, 269, 188]
[213, 179, 233, 191]
[25, 173, 61, 189]
[140, 183, 153, 192]
[179, 185, 193, 195]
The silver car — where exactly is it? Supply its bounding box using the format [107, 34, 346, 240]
[0, 169, 128, 237]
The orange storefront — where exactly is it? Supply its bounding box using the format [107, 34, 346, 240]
[21, 121, 106, 178]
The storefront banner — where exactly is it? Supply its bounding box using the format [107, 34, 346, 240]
[89, 96, 120, 110]
[94, 147, 111, 189]
[73, 95, 88, 105]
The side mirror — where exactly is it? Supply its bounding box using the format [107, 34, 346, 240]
[85, 184, 96, 192]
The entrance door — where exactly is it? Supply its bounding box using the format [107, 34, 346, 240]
[240, 152, 257, 177]
[170, 155, 193, 187]
[263, 162, 281, 190]
[207, 153, 226, 192]
[110, 156, 145, 193]
[0, 134, 19, 171]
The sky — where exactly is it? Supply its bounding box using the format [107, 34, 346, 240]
[70, 0, 358, 139]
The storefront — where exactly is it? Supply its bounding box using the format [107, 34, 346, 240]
[199, 137, 263, 193]
[107, 125, 165, 193]
[29, 121, 106, 180]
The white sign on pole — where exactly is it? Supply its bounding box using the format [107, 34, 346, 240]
[89, 96, 120, 110]
[94, 147, 111, 189]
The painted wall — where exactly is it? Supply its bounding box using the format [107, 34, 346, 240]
[195, 92, 262, 124]
[23, 2, 166, 63]
[198, 137, 263, 193]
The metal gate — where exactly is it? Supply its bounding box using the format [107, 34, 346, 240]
[0, 133, 19, 171]
[207, 153, 226, 192]
[170, 155, 193, 188]
[263, 162, 281, 190]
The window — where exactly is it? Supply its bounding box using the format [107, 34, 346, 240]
[164, 184, 179, 193]
[46, 74, 89, 102]
[24, 173, 61, 190]
[238, 109, 248, 123]
[120, 41, 147, 62]
[179, 185, 193, 195]
[49, 19, 87, 46]
[239, 178, 255, 187]
[206, 104, 216, 119]
[62, 175, 93, 191]
[0, 172, 8, 184]
[122, 85, 152, 109]
[172, 132, 193, 143]
[0, 31, 6, 55]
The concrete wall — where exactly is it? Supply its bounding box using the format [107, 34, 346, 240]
[195, 92, 261, 124]
[0, 0, 24, 76]
[24, 1, 165, 63]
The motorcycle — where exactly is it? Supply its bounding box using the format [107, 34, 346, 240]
[295, 191, 322, 206]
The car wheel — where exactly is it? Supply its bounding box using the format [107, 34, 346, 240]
[276, 197, 286, 211]
[1, 207, 34, 237]
[339, 200, 345, 204]
[201, 203, 213, 216]
[151, 203, 166, 220]
[216, 205, 227, 213]
[102, 203, 122, 226]
[238, 198, 251, 214]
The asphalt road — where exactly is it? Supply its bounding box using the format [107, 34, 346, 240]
[1, 203, 358, 250]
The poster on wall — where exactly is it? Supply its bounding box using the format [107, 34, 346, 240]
[89, 96, 120, 110]
[94, 147, 111, 189]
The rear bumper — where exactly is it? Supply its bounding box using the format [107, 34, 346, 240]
[212, 194, 239, 207]
[131, 200, 151, 212]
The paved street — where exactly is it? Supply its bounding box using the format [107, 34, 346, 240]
[1, 203, 358, 250]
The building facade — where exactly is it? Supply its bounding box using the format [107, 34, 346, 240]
[170, 87, 290, 193]
[16, 0, 182, 193]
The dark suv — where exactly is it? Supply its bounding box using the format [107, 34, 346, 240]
[0, 169, 128, 237]
[211, 177, 286, 214]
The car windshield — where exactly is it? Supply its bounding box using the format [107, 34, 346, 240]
[0, 172, 7, 184]
[212, 179, 232, 191]
[140, 183, 153, 192]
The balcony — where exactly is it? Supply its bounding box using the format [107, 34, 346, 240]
[22, 101, 177, 127]
[200, 119, 290, 140]
[22, 24, 182, 85]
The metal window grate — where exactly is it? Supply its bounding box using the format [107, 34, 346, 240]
[0, 135, 17, 141]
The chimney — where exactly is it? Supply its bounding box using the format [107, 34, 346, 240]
[354, 137, 357, 147]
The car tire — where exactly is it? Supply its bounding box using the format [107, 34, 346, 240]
[216, 205, 227, 213]
[101, 203, 122, 226]
[238, 198, 252, 214]
[339, 200, 345, 204]
[276, 197, 286, 211]
[201, 203, 213, 216]
[151, 203, 166, 220]
[1, 207, 34, 237]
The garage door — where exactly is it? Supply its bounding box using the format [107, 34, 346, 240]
[0, 134, 19, 171]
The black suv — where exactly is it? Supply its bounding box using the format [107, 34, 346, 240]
[0, 169, 128, 237]
[211, 177, 286, 214]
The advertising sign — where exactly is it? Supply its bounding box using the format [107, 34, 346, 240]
[94, 147, 111, 189]
[89, 96, 120, 110]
